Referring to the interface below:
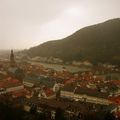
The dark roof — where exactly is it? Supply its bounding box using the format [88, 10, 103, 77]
[39, 77, 55, 88]
[23, 75, 40, 83]
[8, 67, 18, 73]
[8, 67, 24, 75]
[103, 104, 117, 112]
[62, 83, 76, 92]
[74, 87, 109, 99]
[39, 98, 68, 109]
[26, 98, 116, 113]
[23, 75, 55, 88]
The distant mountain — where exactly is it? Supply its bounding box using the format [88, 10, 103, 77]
[27, 18, 120, 64]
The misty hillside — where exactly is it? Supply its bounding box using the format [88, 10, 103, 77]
[27, 18, 120, 64]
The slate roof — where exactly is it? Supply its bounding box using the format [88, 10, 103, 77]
[62, 82, 76, 92]
[8, 67, 18, 74]
[38, 98, 69, 109]
[23, 75, 40, 83]
[23, 75, 55, 88]
[74, 87, 109, 99]
[61, 82, 109, 99]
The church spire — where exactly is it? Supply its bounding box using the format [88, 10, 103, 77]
[10, 49, 16, 67]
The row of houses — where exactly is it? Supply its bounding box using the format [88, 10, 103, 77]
[0, 77, 24, 95]
[60, 82, 112, 105]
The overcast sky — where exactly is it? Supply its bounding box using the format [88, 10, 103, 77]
[0, 0, 120, 49]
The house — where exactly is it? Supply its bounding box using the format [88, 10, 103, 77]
[0, 77, 24, 94]
[8, 67, 25, 80]
[74, 87, 111, 105]
[23, 74, 41, 87]
[61, 83, 76, 100]
[61, 83, 112, 105]
[23, 74, 55, 88]
[38, 87, 55, 99]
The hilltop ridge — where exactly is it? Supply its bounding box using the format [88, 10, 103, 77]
[27, 18, 120, 64]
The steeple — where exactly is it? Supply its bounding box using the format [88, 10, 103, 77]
[10, 50, 16, 67]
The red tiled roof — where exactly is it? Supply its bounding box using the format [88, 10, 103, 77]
[5, 77, 20, 83]
[0, 82, 5, 88]
[109, 96, 120, 104]
[12, 89, 26, 97]
[109, 80, 120, 85]
[115, 112, 120, 118]
[64, 78, 75, 84]
[0, 78, 22, 88]
[43, 88, 54, 97]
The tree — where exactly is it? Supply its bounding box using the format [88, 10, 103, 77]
[55, 107, 66, 120]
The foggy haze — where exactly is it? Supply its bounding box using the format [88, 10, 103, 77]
[0, 0, 120, 49]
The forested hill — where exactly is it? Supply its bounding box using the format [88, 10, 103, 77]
[27, 18, 120, 64]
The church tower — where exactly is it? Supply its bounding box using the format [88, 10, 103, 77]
[10, 50, 16, 67]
